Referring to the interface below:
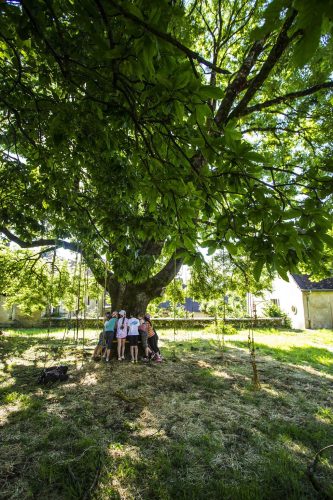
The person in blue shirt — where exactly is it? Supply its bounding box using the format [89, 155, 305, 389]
[104, 311, 118, 362]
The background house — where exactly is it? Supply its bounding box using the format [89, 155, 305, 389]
[158, 297, 201, 316]
[0, 295, 42, 327]
[254, 274, 333, 329]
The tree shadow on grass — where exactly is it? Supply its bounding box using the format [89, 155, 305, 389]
[1, 333, 333, 499]
[0, 396, 104, 499]
[0, 334, 88, 371]
[0, 334, 91, 404]
[162, 337, 221, 356]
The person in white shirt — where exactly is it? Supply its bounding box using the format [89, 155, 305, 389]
[116, 310, 128, 360]
[127, 314, 140, 363]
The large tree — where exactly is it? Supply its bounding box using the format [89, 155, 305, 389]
[0, 0, 332, 313]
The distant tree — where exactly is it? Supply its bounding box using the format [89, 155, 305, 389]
[187, 250, 273, 317]
[0, 245, 102, 316]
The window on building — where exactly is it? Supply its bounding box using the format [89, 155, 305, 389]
[271, 299, 280, 307]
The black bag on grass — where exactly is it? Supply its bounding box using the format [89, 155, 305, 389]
[38, 365, 69, 384]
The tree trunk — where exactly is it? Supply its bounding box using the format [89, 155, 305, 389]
[107, 253, 183, 315]
[108, 282, 157, 316]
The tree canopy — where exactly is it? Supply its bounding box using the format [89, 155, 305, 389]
[0, 0, 332, 311]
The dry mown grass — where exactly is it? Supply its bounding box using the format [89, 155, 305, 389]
[0, 328, 332, 499]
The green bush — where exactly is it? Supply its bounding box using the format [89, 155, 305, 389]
[263, 303, 292, 328]
[205, 321, 237, 335]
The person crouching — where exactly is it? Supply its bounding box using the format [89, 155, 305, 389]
[144, 314, 161, 361]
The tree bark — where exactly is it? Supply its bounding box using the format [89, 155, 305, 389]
[108, 282, 154, 316]
[107, 253, 183, 315]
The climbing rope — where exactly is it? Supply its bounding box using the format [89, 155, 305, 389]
[307, 444, 333, 499]
[247, 289, 261, 389]
[75, 251, 83, 344]
[43, 247, 57, 368]
[172, 253, 177, 360]
[80, 260, 89, 365]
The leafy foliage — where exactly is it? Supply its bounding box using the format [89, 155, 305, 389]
[0, 245, 102, 315]
[147, 277, 187, 317]
[187, 250, 273, 317]
[0, 0, 332, 308]
[252, 0, 333, 67]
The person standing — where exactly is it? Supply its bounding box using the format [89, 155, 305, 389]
[127, 313, 140, 363]
[116, 310, 128, 360]
[104, 311, 118, 362]
[138, 315, 151, 361]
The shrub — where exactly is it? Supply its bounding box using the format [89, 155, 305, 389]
[263, 303, 292, 328]
[205, 321, 237, 335]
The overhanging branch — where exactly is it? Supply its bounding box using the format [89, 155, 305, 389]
[0, 226, 115, 288]
[146, 249, 184, 295]
[233, 81, 333, 118]
[227, 10, 297, 122]
[109, 0, 230, 75]
[214, 38, 266, 126]
[0, 227, 80, 252]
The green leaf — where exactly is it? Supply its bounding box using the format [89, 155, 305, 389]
[253, 258, 265, 282]
[198, 85, 224, 100]
[174, 101, 184, 122]
[250, 0, 291, 40]
[174, 70, 191, 89]
[122, 1, 144, 20]
[96, 106, 103, 120]
[195, 103, 211, 124]
[321, 233, 333, 247]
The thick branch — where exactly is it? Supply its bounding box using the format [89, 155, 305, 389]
[234, 81, 333, 118]
[93, 0, 115, 49]
[109, 0, 230, 75]
[214, 39, 266, 126]
[0, 227, 79, 252]
[228, 11, 297, 121]
[146, 249, 184, 295]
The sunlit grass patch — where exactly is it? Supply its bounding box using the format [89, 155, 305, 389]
[316, 407, 333, 424]
[228, 340, 333, 375]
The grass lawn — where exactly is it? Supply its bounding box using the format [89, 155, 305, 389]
[0, 327, 332, 499]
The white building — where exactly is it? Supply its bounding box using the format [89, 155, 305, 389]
[254, 274, 333, 329]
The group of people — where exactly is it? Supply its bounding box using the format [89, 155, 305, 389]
[93, 310, 161, 363]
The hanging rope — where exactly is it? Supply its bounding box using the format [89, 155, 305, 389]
[43, 247, 57, 368]
[103, 259, 108, 317]
[247, 288, 261, 389]
[307, 444, 333, 499]
[172, 253, 177, 360]
[221, 249, 226, 358]
[81, 260, 89, 365]
[212, 256, 219, 349]
[75, 252, 83, 344]
[71, 250, 80, 343]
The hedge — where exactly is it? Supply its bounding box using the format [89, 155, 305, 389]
[32, 316, 285, 330]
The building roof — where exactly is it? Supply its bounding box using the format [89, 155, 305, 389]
[291, 274, 333, 291]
